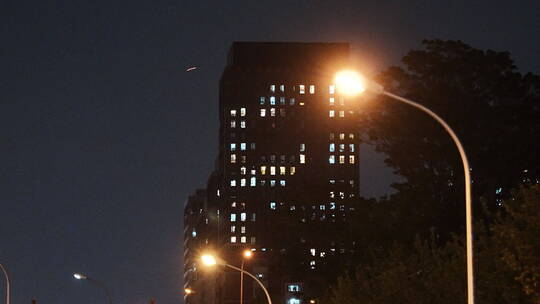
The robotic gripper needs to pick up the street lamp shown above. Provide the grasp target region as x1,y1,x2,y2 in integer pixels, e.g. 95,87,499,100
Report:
240,250,253,304
73,272,113,304
0,264,10,304
334,70,474,304
200,253,271,304
184,287,194,295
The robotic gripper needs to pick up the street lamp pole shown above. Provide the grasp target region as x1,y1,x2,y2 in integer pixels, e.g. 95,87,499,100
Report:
380,90,474,304
0,264,10,304
225,263,271,304
240,250,252,304
201,254,271,304
334,70,474,304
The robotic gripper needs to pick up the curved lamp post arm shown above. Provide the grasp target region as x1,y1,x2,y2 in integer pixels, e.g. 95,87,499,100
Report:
381,90,474,304
224,264,272,304
0,264,9,304
86,277,113,304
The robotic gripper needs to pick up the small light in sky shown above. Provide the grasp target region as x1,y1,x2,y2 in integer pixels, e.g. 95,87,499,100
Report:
186,66,198,72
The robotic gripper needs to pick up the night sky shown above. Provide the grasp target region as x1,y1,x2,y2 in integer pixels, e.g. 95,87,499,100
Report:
1,1,539,304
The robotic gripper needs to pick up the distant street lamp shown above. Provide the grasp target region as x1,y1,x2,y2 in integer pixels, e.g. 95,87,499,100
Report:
240,250,253,304
201,254,271,304
334,70,474,304
184,287,194,295
73,272,113,304
0,264,10,304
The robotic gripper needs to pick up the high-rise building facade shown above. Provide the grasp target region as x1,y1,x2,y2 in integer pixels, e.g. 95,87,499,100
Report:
184,42,361,304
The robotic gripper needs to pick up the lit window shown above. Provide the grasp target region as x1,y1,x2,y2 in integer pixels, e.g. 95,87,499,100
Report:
270,108,276,116
230,179,236,187
309,85,315,94
231,202,237,207
300,143,305,152
230,110,237,117
240,121,246,128
349,155,355,164
280,97,286,105
288,285,300,292
240,179,246,187
329,155,335,164
270,166,276,175
310,248,316,256
230,143,236,151
231,226,236,232
230,236,237,243
329,85,335,94
260,109,266,117
251,213,256,221
270,180,276,187
240,167,246,175
230,214,236,221
329,97,335,105
241,226,246,233
290,98,295,105
329,143,335,152
240,143,246,151
270,96,276,105
240,108,246,116
339,144,345,152
230,154,236,163
339,155,345,164
339,133,345,140
320,251,326,257
290,205,295,210
280,166,286,175
310,260,316,266
349,133,354,139
299,102,304,106
300,154,305,164
250,177,256,186
260,166,267,175
290,166,296,175
280,180,286,186
260,97,265,104
240,236,246,243
251,169,256,175
240,213,246,221
270,84,275,92
330,202,336,209
270,202,276,210
329,133,334,140
329,110,335,117
320,205,325,210
349,144,355,152
299,85,305,94
329,179,335,184
231,120,236,128
280,84,285,92
339,110,345,117
251,143,256,150
330,191,335,198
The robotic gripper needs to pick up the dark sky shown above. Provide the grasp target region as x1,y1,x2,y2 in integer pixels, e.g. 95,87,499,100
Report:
1,1,539,304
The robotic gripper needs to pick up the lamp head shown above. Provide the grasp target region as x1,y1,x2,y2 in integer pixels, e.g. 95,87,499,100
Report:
335,70,366,96
243,250,253,258
184,288,193,295
201,254,218,267
73,273,87,280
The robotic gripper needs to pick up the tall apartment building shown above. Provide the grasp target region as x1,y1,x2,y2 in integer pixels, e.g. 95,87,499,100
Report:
184,42,361,304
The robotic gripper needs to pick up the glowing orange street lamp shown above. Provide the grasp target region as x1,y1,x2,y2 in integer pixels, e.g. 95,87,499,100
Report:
240,250,253,304
334,70,474,304
201,253,271,304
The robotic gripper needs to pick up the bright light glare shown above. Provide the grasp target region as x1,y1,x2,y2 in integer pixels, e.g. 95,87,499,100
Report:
184,288,193,295
243,250,252,258
201,254,217,266
73,273,87,280
334,70,366,96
